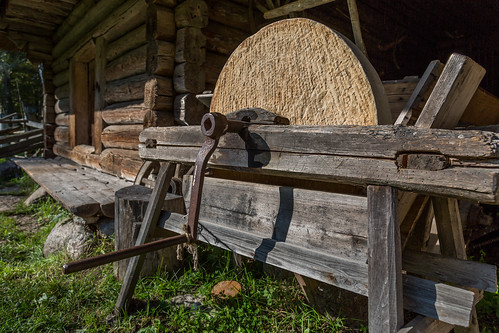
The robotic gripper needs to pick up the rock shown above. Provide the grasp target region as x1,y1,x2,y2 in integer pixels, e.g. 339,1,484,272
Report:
24,187,48,206
43,218,94,259
97,217,114,237
0,160,22,181
169,294,205,310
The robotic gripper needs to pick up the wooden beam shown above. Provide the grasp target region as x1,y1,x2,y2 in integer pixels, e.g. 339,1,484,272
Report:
264,0,336,19
368,186,403,332
94,37,107,154
398,316,454,333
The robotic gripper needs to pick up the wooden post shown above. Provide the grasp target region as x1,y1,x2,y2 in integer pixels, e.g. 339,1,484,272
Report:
94,37,106,154
367,185,403,332
115,163,176,313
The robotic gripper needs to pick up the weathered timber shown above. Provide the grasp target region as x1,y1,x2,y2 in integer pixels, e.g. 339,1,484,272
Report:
53,69,69,87
210,19,391,125
114,185,181,280
147,5,175,41
94,37,107,154
415,54,486,129
115,163,176,312
175,27,206,64
158,211,475,326
175,0,209,28
140,125,499,159
402,250,497,293
0,126,21,137
204,51,227,87
105,45,147,82
461,88,499,126
398,316,454,333
174,93,208,125
383,77,418,121
55,113,69,126
203,21,248,55
144,110,175,128
395,61,443,126
102,101,149,125
101,125,142,150
399,195,429,248
55,84,70,100
264,0,336,19
402,274,475,327
52,59,69,75
54,126,69,142
140,144,499,203
368,186,403,332
69,58,92,148
146,0,177,7
95,0,147,43
105,74,148,105
53,0,94,43
174,62,206,93
0,136,44,158
144,76,174,110
146,40,175,76
206,0,251,32
432,197,467,259
106,25,147,62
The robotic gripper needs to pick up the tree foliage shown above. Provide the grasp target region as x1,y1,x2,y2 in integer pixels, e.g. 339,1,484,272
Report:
0,51,43,120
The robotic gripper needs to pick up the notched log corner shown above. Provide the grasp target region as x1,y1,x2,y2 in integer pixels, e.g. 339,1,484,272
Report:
396,153,450,171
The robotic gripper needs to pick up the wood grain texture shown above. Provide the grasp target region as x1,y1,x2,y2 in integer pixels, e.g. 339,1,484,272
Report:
398,316,454,333
367,186,403,332
103,101,149,125
101,125,142,150
211,18,391,126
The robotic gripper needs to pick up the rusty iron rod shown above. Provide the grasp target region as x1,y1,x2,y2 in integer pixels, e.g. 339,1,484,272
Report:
62,234,188,274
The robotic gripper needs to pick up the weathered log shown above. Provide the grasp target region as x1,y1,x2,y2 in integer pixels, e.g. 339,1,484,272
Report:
53,69,69,87
54,0,94,43
54,126,69,142
96,0,147,43
146,0,177,7
461,88,499,126
175,0,209,29
106,24,147,62
147,4,175,41
94,37,107,154
211,18,391,125
146,40,175,76
205,51,227,86
52,58,69,74
143,110,175,128
55,84,70,100
102,101,149,125
55,113,69,126
102,125,143,150
105,74,148,105
105,45,147,82
175,27,206,64
206,0,252,32
174,93,208,125
173,62,206,94
203,21,249,55
144,76,174,111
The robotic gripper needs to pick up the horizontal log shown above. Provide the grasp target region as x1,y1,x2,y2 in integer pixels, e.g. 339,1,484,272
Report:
102,101,149,125
55,113,69,126
158,212,475,326
147,5,175,41
54,0,94,43
203,21,249,55
53,69,69,87
102,125,142,150
146,0,177,7
144,76,174,111
173,62,206,93
105,44,147,82
107,24,147,62
206,0,251,32
140,125,499,159
54,126,69,142
263,0,336,19
105,74,148,105
146,40,175,76
54,84,70,100
55,98,70,114
175,0,209,29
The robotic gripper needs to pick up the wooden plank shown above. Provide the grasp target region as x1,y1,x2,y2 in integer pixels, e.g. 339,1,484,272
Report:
94,37,106,154
403,250,497,293
0,135,44,158
367,186,403,332
395,60,444,126
140,145,499,203
415,54,485,129
140,125,499,160
402,275,475,327
461,88,499,126
398,316,454,333
432,197,466,259
174,0,209,29
263,0,337,19
0,129,43,145
115,163,176,312
0,126,21,136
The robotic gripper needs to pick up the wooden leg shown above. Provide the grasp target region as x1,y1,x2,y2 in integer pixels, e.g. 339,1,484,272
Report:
114,162,176,313
368,185,403,332
432,197,479,333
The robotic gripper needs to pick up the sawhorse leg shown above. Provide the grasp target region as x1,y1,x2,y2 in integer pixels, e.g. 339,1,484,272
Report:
114,162,176,313
368,185,404,332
